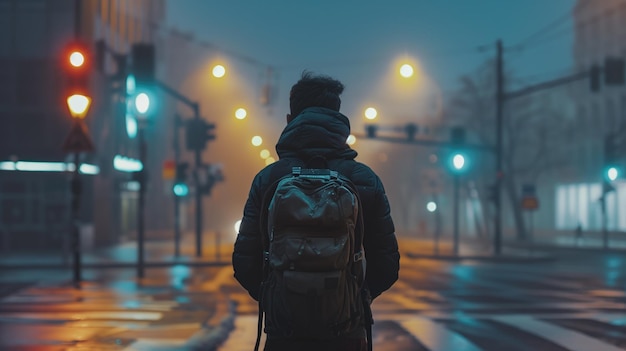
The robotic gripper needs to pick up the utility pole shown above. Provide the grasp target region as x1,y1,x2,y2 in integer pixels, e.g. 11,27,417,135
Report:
494,39,504,255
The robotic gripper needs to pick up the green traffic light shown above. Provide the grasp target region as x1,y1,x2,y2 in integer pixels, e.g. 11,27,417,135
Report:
173,183,189,197
450,152,468,173
606,166,619,181
453,154,465,170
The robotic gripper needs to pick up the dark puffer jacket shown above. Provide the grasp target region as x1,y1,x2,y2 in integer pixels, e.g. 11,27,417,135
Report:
233,107,399,301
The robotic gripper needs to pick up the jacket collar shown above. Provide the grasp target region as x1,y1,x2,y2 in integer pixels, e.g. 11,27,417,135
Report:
276,107,358,160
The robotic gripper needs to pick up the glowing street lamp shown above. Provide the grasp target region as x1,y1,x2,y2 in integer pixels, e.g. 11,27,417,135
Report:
235,108,247,120
212,64,226,78
364,107,378,120
399,63,414,78
251,135,263,147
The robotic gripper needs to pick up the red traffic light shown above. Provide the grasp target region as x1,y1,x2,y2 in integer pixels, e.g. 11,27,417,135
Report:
69,50,86,68
63,42,91,97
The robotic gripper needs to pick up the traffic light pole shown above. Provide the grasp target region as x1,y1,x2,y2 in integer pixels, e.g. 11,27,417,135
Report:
137,126,147,279
155,80,205,258
494,40,504,255
453,174,460,256
71,152,82,286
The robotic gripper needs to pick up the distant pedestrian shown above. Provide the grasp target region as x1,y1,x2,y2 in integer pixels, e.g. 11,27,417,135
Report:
575,223,583,246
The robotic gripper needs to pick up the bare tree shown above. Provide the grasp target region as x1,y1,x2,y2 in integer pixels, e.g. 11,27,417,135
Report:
449,59,576,240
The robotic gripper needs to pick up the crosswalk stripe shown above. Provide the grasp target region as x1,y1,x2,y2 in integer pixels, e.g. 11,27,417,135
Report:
398,317,482,351
591,313,626,326
491,315,626,351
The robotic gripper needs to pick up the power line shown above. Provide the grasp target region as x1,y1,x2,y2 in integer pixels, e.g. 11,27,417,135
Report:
512,7,573,51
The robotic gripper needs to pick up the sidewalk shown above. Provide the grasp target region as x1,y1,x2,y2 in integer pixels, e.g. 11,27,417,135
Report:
402,237,555,262
0,232,231,269
0,234,238,351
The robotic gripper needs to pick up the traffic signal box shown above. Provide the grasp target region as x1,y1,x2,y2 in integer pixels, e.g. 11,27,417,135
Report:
185,118,216,151
173,162,190,197
605,134,618,167
590,58,625,92
131,43,155,88
128,43,156,118
63,42,92,97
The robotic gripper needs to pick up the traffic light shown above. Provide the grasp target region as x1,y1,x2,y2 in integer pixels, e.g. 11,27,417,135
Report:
590,64,601,92
63,42,91,97
604,57,625,86
604,134,620,182
450,126,466,145
185,118,216,151
449,127,468,173
365,124,378,138
173,162,189,197
129,43,156,118
131,44,155,86
404,123,418,141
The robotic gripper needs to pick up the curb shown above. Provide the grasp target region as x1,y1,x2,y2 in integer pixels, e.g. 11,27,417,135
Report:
405,252,555,263
0,261,231,270
186,300,237,351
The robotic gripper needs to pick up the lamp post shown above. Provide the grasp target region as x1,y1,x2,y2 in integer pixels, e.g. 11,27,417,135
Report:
64,94,93,287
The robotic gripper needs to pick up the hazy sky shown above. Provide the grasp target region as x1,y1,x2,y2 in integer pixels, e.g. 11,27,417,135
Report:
163,0,578,234
165,0,577,96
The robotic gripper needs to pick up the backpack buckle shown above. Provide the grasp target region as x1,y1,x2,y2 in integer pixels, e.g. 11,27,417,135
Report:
353,251,363,262
292,167,301,176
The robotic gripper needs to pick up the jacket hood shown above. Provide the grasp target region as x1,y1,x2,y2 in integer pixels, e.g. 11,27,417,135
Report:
276,107,358,160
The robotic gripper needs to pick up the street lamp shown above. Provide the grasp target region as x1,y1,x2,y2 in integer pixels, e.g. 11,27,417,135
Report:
399,63,414,78
251,135,263,147
235,108,247,120
212,64,226,78
364,107,378,120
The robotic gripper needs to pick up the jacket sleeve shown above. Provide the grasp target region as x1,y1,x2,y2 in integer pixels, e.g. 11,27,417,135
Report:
232,174,264,301
361,174,400,300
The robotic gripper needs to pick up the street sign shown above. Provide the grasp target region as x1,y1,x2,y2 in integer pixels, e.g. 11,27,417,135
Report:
62,120,94,153
522,196,539,210
522,183,536,196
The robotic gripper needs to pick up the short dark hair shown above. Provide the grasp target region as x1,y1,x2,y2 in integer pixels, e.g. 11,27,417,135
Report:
289,71,344,117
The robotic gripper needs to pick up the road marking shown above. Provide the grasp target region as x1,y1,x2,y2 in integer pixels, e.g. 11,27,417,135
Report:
492,315,626,351
0,311,163,321
123,338,188,350
398,317,482,351
591,313,626,326
202,266,234,292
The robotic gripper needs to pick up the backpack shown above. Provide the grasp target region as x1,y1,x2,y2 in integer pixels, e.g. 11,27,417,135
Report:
255,165,371,349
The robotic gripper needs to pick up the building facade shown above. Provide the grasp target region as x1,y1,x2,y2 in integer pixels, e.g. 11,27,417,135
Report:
555,0,626,234
0,0,166,252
